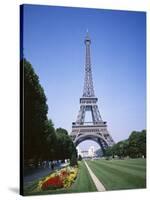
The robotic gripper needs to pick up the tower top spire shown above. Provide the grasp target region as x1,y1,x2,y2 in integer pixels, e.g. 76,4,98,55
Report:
85,29,91,44
83,32,94,97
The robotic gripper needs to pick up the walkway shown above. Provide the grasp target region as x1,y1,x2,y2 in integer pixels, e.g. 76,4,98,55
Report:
84,160,106,192
24,167,53,184
24,164,62,186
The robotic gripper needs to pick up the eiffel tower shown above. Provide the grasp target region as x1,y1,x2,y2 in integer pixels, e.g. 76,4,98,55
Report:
70,32,114,154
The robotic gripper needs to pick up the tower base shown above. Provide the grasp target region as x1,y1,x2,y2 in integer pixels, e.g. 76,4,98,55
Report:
71,122,114,154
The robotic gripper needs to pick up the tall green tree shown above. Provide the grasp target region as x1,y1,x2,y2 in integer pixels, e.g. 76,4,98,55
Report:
139,130,146,158
114,140,129,158
105,130,146,159
105,146,113,158
23,59,49,161
55,128,77,164
43,119,56,160
128,130,146,158
22,59,80,165
56,128,68,135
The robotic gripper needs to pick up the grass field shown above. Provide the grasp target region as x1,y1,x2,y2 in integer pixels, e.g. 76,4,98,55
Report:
24,161,97,195
24,158,146,195
87,158,146,190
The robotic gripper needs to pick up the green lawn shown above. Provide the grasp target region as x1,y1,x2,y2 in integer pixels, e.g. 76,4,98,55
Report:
87,158,146,190
66,160,97,193
24,161,97,195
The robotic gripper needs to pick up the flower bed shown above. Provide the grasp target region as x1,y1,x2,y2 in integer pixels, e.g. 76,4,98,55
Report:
41,175,63,190
37,166,78,191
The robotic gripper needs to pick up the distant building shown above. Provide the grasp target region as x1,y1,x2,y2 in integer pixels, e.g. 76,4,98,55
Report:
88,146,95,157
81,150,88,158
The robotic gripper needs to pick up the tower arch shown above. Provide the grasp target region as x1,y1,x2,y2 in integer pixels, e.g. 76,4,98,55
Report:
74,133,109,155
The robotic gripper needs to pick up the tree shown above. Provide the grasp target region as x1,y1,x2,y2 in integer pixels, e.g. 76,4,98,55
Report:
139,130,146,158
122,140,129,157
70,151,78,166
43,119,56,160
105,146,113,158
23,59,55,164
78,154,82,161
114,140,129,159
128,130,146,158
56,128,68,135
55,128,77,161
106,130,146,159
128,131,141,158
22,59,79,166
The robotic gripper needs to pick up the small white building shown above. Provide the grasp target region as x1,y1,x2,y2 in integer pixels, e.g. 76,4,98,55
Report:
88,146,95,157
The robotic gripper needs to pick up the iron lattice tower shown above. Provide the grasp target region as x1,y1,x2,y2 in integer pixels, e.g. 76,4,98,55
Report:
71,32,114,154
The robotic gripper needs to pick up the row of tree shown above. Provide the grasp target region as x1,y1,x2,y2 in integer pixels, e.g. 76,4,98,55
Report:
23,59,77,167
105,130,146,159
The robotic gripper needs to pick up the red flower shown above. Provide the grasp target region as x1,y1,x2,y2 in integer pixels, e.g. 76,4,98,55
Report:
42,175,63,190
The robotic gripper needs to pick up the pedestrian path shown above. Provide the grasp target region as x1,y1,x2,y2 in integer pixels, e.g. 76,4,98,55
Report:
84,160,106,192
24,164,61,184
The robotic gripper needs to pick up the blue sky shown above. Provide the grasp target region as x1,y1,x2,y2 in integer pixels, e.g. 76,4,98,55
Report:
22,4,146,150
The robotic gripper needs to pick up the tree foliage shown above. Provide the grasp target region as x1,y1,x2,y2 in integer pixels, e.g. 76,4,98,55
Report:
55,128,77,161
128,130,146,158
70,151,78,166
104,130,146,159
23,59,77,166
23,58,48,160
56,128,68,135
78,155,82,161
